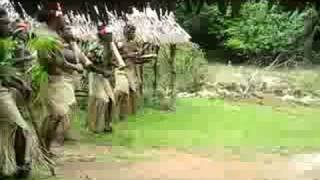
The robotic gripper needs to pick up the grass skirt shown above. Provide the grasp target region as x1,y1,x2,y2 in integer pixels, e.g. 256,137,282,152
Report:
126,66,139,93
0,122,17,176
0,89,51,177
114,69,130,120
47,75,76,116
114,69,129,96
88,73,115,132
41,74,78,145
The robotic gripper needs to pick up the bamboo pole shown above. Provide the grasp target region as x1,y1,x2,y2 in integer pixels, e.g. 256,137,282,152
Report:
168,44,177,110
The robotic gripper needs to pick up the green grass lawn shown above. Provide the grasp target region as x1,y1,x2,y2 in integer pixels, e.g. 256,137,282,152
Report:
78,98,320,152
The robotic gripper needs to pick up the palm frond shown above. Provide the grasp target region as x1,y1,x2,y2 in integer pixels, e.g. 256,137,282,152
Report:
31,63,48,104
27,35,63,55
26,34,62,104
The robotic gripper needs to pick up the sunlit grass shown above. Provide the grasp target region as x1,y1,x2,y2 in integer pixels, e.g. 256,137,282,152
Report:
77,98,320,151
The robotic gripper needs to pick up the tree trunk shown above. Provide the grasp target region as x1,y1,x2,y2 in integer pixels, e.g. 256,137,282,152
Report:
217,0,228,15
304,8,319,62
168,44,177,110
231,0,242,17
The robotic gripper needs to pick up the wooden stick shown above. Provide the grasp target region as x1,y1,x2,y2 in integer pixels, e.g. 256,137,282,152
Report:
140,54,157,59
111,42,126,68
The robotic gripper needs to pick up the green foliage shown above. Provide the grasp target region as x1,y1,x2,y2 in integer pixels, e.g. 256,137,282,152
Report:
0,38,16,66
28,34,63,67
176,1,315,64
27,34,62,103
206,5,227,40
224,1,307,56
79,40,104,63
143,44,208,107
0,38,20,80
27,35,63,53
30,64,48,103
174,44,208,92
176,3,226,41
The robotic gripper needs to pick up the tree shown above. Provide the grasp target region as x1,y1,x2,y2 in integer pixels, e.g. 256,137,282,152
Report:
177,0,243,17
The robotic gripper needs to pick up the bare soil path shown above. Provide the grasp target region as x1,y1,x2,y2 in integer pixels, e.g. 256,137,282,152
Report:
49,143,320,180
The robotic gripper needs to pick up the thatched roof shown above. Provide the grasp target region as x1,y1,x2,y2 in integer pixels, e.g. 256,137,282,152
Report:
8,0,320,21
9,0,177,20
1,0,190,45
1,0,20,20
66,6,191,45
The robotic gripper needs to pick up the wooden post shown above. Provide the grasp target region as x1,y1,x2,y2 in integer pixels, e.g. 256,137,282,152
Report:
168,44,177,110
153,46,160,102
139,65,144,91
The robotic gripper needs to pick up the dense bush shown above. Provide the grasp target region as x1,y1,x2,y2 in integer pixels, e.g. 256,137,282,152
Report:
174,44,208,92
176,1,312,64
224,1,307,57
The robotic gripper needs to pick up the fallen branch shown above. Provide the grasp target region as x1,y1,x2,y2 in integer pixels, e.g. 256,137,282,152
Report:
265,53,283,71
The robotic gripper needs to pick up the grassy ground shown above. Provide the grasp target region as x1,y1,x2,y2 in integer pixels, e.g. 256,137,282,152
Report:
25,97,320,180
78,98,320,152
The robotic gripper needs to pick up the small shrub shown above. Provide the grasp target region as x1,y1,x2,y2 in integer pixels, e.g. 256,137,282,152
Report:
175,44,208,92
143,43,208,107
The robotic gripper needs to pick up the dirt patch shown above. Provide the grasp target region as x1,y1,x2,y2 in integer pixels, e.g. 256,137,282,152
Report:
53,145,320,180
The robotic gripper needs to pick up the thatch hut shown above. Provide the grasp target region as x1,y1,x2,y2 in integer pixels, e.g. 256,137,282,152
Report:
2,0,192,109
66,6,191,109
